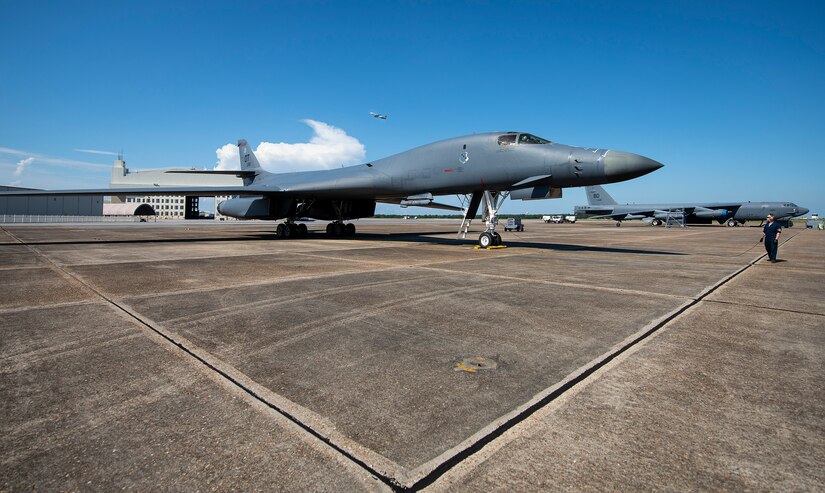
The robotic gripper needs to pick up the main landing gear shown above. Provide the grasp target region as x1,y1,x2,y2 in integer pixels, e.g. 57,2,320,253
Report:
325,222,356,237
275,222,308,239
275,221,357,238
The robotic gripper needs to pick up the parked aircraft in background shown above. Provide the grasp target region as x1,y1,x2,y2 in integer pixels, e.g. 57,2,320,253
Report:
0,132,663,246
576,185,808,227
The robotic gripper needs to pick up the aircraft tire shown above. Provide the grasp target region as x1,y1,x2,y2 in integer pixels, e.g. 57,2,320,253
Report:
345,223,356,236
616,222,622,227
727,218,737,227
276,223,287,238
493,232,502,246
326,223,335,236
298,223,308,238
479,232,493,248
333,223,345,237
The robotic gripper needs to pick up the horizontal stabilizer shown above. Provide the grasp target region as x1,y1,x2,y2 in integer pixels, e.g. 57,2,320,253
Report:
0,185,278,197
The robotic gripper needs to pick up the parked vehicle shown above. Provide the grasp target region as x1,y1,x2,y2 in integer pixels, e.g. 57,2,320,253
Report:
504,217,524,231
543,215,564,223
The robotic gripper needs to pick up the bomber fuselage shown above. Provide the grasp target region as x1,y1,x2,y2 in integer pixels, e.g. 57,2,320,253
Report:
251,132,662,199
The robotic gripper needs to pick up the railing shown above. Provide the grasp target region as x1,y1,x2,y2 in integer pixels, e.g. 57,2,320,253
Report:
0,215,145,224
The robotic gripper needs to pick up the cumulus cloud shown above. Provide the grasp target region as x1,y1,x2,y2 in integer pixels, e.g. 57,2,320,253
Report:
14,157,34,176
215,119,366,172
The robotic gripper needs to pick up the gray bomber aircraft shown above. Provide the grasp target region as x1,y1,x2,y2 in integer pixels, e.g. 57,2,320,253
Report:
1,132,663,246
577,185,809,227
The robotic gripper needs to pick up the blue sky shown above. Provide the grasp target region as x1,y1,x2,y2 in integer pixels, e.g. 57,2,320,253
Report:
1,1,823,215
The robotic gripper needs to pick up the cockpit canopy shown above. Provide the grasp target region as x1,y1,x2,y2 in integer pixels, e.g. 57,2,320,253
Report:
497,133,552,146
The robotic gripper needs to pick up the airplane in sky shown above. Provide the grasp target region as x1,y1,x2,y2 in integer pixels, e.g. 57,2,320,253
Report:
1,132,663,247
576,185,809,227
370,112,388,120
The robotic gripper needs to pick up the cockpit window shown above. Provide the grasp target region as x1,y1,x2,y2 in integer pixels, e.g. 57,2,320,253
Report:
518,133,551,144
497,133,517,146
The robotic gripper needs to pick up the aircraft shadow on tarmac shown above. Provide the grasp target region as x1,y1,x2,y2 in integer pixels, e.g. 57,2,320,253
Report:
346,231,687,256
4,230,685,256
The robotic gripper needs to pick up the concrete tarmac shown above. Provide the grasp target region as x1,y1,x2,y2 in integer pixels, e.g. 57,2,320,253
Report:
1,220,822,491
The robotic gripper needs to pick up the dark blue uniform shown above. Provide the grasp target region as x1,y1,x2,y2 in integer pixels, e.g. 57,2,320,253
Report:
763,221,781,261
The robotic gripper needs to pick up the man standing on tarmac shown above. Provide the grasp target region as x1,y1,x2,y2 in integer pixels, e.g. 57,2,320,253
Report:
762,214,781,263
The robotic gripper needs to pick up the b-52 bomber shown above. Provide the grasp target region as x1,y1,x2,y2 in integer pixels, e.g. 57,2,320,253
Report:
577,185,809,227
1,132,663,247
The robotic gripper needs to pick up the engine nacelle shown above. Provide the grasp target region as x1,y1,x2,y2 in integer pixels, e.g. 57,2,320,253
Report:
217,197,375,221
217,196,295,219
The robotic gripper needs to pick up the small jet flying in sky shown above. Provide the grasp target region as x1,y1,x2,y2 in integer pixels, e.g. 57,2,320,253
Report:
577,185,808,227
1,133,663,246
370,112,388,120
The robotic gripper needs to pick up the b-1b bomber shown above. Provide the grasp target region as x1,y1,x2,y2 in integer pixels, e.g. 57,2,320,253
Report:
0,132,664,247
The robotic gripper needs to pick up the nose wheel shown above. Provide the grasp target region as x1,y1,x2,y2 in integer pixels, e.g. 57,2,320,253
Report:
478,232,502,248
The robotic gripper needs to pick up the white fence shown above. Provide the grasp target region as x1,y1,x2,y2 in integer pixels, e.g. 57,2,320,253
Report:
0,215,146,224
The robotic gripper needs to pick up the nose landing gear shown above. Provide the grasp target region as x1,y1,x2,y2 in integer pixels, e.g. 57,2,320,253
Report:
465,190,508,248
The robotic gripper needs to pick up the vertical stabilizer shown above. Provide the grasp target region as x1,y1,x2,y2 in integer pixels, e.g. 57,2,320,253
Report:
237,139,263,173
585,185,617,206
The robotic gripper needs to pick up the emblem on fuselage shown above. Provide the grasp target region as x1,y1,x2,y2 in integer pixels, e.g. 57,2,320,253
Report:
459,151,469,164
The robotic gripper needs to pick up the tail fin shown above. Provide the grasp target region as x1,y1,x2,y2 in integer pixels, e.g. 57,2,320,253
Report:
585,185,617,206
237,139,263,173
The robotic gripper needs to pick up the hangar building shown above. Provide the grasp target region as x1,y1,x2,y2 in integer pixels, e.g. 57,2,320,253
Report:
0,185,103,216
110,159,240,219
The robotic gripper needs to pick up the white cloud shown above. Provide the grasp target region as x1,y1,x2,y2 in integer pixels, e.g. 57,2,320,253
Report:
215,119,366,172
0,147,110,170
74,148,119,156
14,157,34,176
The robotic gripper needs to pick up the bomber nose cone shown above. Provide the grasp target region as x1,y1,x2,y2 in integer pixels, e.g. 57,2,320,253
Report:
799,207,810,216
603,150,664,183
